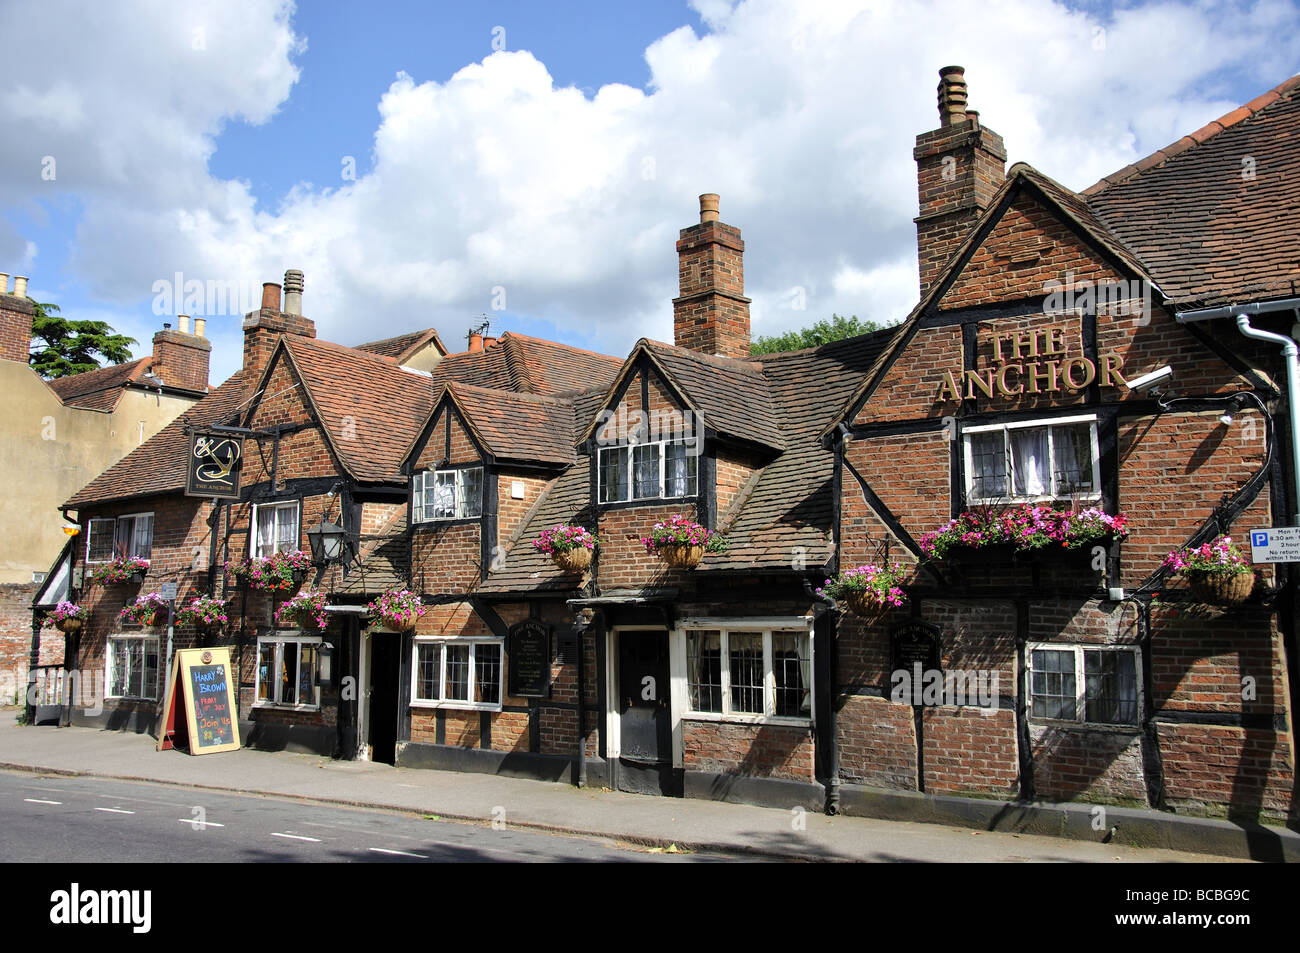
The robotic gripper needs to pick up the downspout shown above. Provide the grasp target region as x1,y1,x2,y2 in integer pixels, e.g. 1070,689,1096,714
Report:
1234,314,1300,525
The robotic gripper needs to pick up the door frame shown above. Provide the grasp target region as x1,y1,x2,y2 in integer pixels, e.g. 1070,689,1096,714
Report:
356,627,403,762
606,625,683,768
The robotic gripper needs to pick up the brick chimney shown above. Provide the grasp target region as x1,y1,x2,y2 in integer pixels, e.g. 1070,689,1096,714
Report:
149,313,212,392
914,66,1007,295
0,273,34,364
242,269,316,383
673,193,751,360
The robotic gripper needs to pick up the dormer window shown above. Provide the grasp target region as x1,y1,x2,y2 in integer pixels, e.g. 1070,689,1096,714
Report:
413,467,484,523
598,441,698,504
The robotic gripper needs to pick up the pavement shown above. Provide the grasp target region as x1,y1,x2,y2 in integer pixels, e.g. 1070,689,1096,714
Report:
0,715,1261,863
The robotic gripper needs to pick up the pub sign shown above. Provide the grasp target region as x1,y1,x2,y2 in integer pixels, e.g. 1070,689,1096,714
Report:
185,430,244,500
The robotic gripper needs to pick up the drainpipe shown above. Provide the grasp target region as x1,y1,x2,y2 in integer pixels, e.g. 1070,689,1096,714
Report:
1234,315,1300,525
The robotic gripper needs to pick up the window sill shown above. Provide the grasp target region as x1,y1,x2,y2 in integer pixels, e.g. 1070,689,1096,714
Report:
596,496,700,511
105,695,158,702
965,493,1102,506
1029,718,1140,734
252,701,321,713
681,711,812,728
410,700,502,713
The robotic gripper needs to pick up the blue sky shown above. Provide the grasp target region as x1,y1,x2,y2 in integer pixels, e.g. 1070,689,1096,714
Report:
2,0,1297,385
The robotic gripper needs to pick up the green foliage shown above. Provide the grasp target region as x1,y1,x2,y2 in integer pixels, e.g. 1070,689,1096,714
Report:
750,313,883,356
27,300,137,379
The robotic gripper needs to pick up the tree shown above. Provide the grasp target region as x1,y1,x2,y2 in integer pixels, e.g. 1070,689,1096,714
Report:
750,313,884,356
27,301,137,379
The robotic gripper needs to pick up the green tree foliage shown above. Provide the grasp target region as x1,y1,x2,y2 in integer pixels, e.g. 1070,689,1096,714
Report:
750,313,883,356
27,301,137,379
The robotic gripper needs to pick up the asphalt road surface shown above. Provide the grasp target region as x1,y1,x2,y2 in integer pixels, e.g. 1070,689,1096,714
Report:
0,771,753,863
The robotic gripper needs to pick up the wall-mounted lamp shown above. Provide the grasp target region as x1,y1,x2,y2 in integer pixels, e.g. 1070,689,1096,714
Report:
1219,394,1247,427
306,519,346,567
315,640,334,688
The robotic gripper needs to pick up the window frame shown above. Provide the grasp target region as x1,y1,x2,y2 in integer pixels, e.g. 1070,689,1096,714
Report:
411,466,485,524
250,500,301,559
962,414,1102,504
679,622,814,726
85,512,155,564
253,633,322,710
409,637,504,712
1026,643,1142,730
105,633,161,700
597,439,699,505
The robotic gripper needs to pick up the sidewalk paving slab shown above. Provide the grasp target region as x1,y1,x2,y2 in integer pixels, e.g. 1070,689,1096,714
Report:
0,719,1266,863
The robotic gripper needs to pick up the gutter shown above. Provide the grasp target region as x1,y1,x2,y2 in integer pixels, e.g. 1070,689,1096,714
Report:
1176,298,1300,525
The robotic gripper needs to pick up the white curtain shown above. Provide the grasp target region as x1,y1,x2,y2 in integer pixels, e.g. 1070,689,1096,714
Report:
1012,429,1050,497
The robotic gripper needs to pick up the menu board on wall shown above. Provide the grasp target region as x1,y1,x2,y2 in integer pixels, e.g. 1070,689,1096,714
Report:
157,648,242,755
507,619,552,698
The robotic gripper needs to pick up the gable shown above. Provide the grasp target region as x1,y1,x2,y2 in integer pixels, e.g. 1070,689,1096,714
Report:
595,360,694,449
412,399,484,472
938,190,1132,313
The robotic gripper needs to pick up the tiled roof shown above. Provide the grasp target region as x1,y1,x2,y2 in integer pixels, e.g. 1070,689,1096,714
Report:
431,332,622,397
46,358,151,411
641,341,786,451
1083,75,1300,307
703,328,901,572
65,371,248,508
478,462,594,594
278,337,435,483
441,383,575,467
582,340,786,452
354,328,447,362
335,512,409,596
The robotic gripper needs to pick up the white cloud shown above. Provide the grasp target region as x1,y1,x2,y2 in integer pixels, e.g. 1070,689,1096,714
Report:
2,0,1297,385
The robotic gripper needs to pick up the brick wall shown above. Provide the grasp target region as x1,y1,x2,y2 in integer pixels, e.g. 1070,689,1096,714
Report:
150,329,211,393
682,719,815,781
0,582,60,704
673,218,750,360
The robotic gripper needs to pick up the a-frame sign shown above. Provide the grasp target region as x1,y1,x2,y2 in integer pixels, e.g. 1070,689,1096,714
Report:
157,647,241,755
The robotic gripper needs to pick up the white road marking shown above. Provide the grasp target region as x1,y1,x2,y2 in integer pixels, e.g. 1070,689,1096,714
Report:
24,798,61,805
94,807,135,814
177,819,225,827
271,832,321,843
368,847,428,859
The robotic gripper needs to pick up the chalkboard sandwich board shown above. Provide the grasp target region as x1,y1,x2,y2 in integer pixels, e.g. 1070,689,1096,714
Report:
157,647,242,755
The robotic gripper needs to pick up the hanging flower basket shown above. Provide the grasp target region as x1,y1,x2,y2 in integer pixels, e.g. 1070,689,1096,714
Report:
91,556,150,586
1187,570,1254,605
44,601,87,633
642,516,726,569
176,595,229,633
817,565,908,618
366,589,425,632
533,525,598,573
230,550,313,592
275,588,329,631
119,592,169,627
1164,536,1255,606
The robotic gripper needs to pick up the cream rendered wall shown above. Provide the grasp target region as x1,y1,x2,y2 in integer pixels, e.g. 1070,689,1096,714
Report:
0,360,199,583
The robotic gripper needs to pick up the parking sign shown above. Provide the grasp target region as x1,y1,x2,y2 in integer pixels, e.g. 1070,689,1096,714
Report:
1250,527,1300,563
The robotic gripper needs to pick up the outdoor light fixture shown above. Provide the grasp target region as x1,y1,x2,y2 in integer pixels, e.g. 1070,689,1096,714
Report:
1219,394,1246,427
306,519,347,567
315,640,334,688
61,521,80,537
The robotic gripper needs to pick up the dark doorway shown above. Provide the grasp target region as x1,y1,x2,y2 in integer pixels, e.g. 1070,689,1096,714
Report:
368,635,400,765
616,629,679,796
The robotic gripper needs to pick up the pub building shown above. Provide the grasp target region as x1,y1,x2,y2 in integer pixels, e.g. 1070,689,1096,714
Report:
41,67,1298,825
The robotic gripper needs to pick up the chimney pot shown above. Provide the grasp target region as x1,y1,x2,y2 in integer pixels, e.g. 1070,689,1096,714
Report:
195,317,206,338
468,332,484,352
262,282,282,312
699,193,720,223
937,65,968,127
283,268,304,316
0,274,8,295
483,336,497,348
12,276,27,298
179,314,190,334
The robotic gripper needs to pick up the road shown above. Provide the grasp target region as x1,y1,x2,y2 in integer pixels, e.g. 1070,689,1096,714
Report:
0,771,749,863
